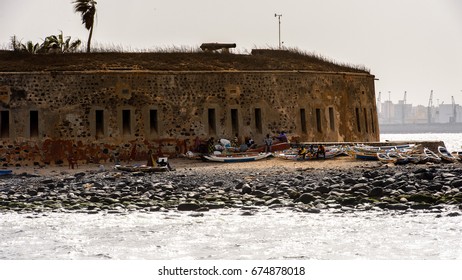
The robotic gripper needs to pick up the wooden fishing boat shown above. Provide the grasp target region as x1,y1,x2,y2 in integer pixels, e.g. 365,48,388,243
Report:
377,152,397,164
438,146,457,163
423,148,442,163
114,165,169,172
346,146,378,160
387,152,410,165
203,152,272,163
246,142,291,153
451,151,462,162
405,154,424,164
275,146,344,161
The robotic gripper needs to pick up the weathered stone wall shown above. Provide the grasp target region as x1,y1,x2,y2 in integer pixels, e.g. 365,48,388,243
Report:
0,70,378,167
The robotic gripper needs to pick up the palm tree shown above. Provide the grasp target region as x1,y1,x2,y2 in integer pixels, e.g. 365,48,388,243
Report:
73,0,97,53
43,31,81,53
20,41,41,54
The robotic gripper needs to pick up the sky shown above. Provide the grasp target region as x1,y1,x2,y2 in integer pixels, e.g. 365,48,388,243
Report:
1,0,461,106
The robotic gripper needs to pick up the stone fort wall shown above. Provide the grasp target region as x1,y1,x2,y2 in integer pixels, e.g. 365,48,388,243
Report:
0,70,378,167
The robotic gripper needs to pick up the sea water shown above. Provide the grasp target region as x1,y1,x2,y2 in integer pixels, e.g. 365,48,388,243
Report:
381,133,462,152
1,133,462,260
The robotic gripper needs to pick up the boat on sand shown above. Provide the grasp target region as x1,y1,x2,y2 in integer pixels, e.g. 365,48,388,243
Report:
437,146,457,163
203,152,272,163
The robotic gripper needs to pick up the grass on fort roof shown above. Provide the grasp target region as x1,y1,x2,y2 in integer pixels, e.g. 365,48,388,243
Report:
0,43,370,73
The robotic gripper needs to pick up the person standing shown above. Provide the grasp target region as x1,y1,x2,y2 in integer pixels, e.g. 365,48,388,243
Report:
264,134,273,153
207,137,215,154
146,149,154,166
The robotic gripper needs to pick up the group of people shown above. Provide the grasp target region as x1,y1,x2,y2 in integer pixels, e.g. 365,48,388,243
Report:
297,144,326,160
206,131,289,154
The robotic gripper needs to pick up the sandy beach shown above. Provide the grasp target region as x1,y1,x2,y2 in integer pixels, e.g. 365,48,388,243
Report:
14,156,380,178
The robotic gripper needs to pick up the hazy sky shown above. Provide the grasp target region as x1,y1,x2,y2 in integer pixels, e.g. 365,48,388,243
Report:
1,0,461,106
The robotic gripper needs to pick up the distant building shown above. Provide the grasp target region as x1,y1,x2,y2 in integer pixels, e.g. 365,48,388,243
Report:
378,100,462,125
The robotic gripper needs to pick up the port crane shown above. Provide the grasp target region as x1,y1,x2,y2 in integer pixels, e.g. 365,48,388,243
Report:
428,90,433,123
451,96,456,123
402,91,406,124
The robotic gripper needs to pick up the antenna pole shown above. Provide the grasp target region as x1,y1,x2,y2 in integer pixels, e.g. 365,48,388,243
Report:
274,13,282,49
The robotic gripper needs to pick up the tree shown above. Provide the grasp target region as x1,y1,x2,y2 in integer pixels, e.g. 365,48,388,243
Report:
73,0,97,53
43,31,81,53
21,41,42,54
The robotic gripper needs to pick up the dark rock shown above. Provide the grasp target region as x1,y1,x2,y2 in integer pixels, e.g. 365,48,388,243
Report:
177,203,201,211
369,187,383,197
410,203,432,210
351,183,370,192
426,183,443,192
315,185,331,194
447,212,460,217
251,190,267,198
27,190,38,196
265,198,281,206
297,193,316,204
363,170,379,179
451,179,462,188
241,184,252,195
241,211,255,216
387,203,409,210
403,185,417,192
213,181,224,187
415,172,435,180
207,203,226,209
408,193,438,204
343,178,358,185
302,208,321,213
374,202,389,209
235,182,244,189
372,180,386,187
189,212,204,217
340,197,359,206
286,189,301,199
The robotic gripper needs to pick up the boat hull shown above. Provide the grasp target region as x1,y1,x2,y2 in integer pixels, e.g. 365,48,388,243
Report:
203,153,272,163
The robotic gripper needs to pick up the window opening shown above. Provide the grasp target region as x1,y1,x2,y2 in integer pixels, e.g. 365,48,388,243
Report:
231,109,239,135
96,110,104,138
150,109,158,134
356,108,361,132
329,107,335,131
122,109,131,135
255,108,262,134
316,108,322,133
370,108,375,133
300,109,307,133
208,108,216,134
30,110,39,138
364,108,369,133
0,111,9,138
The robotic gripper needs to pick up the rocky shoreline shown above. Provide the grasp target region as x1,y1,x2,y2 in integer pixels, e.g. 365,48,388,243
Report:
1,160,462,216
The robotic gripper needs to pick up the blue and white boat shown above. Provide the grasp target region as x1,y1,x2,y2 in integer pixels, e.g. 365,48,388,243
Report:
0,169,12,176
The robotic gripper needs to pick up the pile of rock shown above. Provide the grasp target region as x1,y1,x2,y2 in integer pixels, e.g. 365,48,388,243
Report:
1,164,462,215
